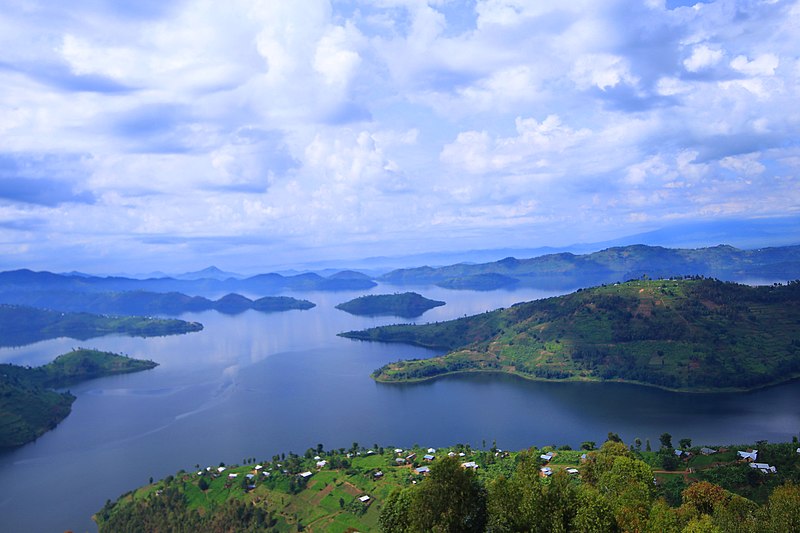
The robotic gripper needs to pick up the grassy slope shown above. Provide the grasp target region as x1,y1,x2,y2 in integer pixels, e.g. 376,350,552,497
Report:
343,278,800,392
0,349,158,448
96,439,800,532
335,292,445,318
0,304,203,347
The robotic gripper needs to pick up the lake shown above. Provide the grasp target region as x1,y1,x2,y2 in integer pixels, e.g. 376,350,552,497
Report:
1,284,799,532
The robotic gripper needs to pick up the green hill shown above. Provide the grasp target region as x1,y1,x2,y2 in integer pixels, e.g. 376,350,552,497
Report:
340,278,800,391
335,292,445,318
95,437,800,533
0,349,158,448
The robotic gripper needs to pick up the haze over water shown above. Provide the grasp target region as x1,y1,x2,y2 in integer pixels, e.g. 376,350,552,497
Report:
1,284,798,532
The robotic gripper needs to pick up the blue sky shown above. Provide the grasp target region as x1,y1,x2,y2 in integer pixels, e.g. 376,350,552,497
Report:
1,0,799,274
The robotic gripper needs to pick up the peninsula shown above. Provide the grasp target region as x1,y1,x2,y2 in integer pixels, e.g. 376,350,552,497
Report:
0,348,158,448
335,292,445,318
0,304,203,347
341,278,800,392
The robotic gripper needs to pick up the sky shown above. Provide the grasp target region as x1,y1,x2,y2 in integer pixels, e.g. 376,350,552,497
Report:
1,0,799,274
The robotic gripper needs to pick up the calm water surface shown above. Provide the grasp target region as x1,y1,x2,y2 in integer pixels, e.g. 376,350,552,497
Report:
1,284,799,532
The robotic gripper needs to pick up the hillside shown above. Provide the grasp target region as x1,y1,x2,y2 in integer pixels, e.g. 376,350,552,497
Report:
0,305,203,347
341,278,800,391
335,292,445,318
380,244,800,289
0,349,158,448
95,437,800,532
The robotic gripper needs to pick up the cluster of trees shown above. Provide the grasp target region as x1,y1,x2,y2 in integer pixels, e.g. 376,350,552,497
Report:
380,441,800,533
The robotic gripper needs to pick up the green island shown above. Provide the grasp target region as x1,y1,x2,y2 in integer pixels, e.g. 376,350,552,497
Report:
338,278,800,392
0,289,315,316
95,434,800,532
0,304,203,347
0,348,158,448
335,292,445,318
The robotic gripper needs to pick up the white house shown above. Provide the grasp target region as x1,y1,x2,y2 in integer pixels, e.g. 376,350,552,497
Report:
299,471,313,479
737,450,758,461
461,461,478,469
359,495,371,503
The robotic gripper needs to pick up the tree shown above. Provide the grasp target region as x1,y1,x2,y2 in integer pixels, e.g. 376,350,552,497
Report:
646,439,651,452
413,456,487,533
198,477,209,491
679,438,692,450
379,488,414,532
582,441,597,451
765,482,800,533
659,433,673,450
607,432,622,443
634,438,642,452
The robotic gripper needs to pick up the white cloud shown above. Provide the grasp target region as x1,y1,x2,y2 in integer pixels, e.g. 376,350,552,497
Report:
730,53,779,77
683,44,724,72
571,54,638,91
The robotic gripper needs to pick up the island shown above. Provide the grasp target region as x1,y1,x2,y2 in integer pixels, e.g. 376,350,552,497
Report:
340,278,800,392
0,290,315,317
335,292,445,318
95,435,800,532
0,304,203,347
0,348,158,448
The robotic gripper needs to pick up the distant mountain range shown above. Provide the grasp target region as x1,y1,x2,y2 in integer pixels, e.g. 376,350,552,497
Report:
379,244,800,290
0,268,376,296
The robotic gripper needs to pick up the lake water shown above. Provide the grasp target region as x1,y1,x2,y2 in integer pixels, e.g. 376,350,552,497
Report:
1,284,799,532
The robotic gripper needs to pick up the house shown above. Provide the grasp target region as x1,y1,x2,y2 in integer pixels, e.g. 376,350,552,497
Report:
448,452,457,457
750,462,777,474
316,460,327,468
461,461,478,469
540,467,552,477
580,454,588,461
228,473,238,479
700,447,717,455
396,458,406,465
254,465,263,470
458,452,466,457
423,454,435,461
217,466,227,473
566,468,579,475
540,452,554,462
373,471,384,479
246,474,255,479
313,455,321,461
674,449,684,457
262,471,271,477
299,471,313,479
427,448,436,454
737,450,758,462
394,448,404,454
416,466,430,475
359,495,371,503
796,447,800,454
406,453,417,461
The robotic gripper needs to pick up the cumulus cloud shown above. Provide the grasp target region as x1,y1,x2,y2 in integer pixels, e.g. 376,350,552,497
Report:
1,0,800,272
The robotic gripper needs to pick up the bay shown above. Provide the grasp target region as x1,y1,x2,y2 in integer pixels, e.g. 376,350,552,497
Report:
0,284,798,532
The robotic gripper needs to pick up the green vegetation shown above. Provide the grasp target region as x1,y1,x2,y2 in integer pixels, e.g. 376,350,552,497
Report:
380,244,800,289
96,436,800,532
0,304,203,347
0,348,158,448
342,278,800,392
335,292,445,318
